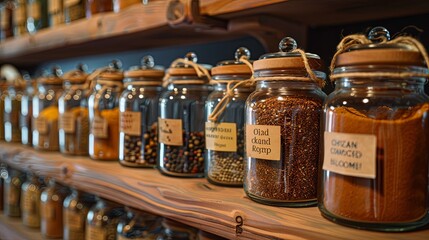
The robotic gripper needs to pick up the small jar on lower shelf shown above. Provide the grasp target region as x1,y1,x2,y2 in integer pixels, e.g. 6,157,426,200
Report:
86,197,126,240
40,178,70,239
3,168,25,217
63,189,97,240
117,207,162,239
21,172,44,228
156,218,198,240
0,163,8,211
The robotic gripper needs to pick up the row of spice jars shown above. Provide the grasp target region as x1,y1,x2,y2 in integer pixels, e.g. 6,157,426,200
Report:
0,166,226,239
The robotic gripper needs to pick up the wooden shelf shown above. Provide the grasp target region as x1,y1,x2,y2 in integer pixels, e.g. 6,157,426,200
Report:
0,143,428,239
0,213,43,240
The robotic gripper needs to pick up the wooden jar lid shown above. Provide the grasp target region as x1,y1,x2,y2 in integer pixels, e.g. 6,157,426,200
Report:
336,48,424,67
98,71,124,81
124,69,165,78
254,57,323,71
211,64,252,75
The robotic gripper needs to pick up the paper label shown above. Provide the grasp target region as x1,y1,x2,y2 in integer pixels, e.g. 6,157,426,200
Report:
60,112,76,133
245,124,281,161
323,131,377,179
205,122,237,152
158,118,183,146
65,210,84,230
86,225,106,240
35,117,48,134
120,111,141,136
92,115,108,138
27,2,41,19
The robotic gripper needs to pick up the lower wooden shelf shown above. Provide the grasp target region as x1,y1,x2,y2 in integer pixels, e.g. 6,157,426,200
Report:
0,213,43,240
0,143,428,239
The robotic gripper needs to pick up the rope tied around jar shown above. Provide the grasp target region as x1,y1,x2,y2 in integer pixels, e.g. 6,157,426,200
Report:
162,54,212,87
329,27,429,80
63,68,89,91
208,55,254,122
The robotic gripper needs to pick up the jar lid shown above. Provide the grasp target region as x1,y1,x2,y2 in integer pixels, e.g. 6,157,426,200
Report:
95,60,124,81
167,52,211,76
124,55,165,78
63,64,88,84
211,47,253,76
254,37,323,71
335,27,425,67
38,66,63,85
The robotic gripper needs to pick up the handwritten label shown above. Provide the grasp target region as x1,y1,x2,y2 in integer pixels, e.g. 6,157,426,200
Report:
158,118,183,146
60,112,76,133
65,210,83,230
86,226,106,240
34,117,48,134
91,116,108,138
205,122,237,152
323,131,376,179
246,125,281,161
120,111,141,136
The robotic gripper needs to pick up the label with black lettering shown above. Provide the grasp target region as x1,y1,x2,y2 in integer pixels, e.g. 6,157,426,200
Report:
205,122,237,152
60,112,76,133
120,111,141,136
34,117,48,134
323,131,376,179
86,226,106,240
91,115,108,138
158,118,183,146
245,124,281,161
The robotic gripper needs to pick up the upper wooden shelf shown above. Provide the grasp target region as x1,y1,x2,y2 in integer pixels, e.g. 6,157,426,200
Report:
1,0,429,67
1,143,428,239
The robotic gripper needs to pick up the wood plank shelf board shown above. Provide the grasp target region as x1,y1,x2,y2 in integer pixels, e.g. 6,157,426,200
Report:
0,143,428,240
0,213,43,240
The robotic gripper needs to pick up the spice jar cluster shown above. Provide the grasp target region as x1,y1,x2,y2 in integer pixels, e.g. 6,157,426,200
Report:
0,26,428,234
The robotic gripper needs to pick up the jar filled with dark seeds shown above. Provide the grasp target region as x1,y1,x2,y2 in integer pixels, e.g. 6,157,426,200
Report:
59,64,90,156
205,47,254,187
158,52,211,177
119,56,164,167
244,37,326,207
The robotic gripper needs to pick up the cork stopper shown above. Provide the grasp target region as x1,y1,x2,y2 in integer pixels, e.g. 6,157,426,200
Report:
254,37,323,71
63,64,88,84
168,52,211,76
38,66,64,85
336,26,425,67
97,59,124,81
211,47,253,76
124,55,165,78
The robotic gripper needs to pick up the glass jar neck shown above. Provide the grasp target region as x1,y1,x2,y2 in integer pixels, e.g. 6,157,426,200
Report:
256,80,321,90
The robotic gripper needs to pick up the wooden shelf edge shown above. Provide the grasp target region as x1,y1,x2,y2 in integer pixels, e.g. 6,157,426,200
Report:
1,143,428,240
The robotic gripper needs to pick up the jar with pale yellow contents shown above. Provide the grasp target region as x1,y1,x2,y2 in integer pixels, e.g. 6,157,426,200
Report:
32,67,64,151
88,60,124,160
59,65,90,155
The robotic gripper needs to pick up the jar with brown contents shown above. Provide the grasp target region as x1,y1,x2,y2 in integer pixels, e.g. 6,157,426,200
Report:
4,76,26,142
21,172,44,228
32,67,64,151
88,60,124,160
244,37,326,206
319,27,429,231
59,64,90,156
86,197,125,240
3,168,25,217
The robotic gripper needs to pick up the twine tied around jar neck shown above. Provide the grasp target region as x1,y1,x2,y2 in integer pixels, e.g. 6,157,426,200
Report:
208,55,254,122
63,69,89,91
329,29,429,80
162,57,212,87
88,66,123,113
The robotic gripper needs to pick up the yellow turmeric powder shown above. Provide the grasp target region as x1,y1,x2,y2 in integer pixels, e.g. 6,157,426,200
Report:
90,108,120,160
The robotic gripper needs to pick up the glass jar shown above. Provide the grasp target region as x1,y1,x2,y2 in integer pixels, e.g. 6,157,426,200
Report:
4,78,26,142
0,163,6,211
85,0,112,18
205,47,254,187
59,65,90,155
156,218,198,240
0,0,14,40
319,27,429,231
119,56,164,168
48,0,63,26
197,230,227,240
40,178,70,239
20,73,36,145
32,67,64,151
26,0,48,34
63,189,97,240
117,207,162,239
244,37,326,207
88,60,124,160
13,0,27,37
64,0,85,23
21,172,43,227
3,168,25,217
0,80,7,141
158,52,211,177
86,197,125,240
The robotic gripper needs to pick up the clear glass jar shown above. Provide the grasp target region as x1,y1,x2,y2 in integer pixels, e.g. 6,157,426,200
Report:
59,65,90,155
0,80,7,141
156,218,198,240
12,0,27,37
205,47,254,187
119,56,164,168
244,37,326,207
0,0,14,40
319,27,429,231
48,0,63,27
21,172,43,227
88,60,124,160
64,0,85,23
26,0,48,34
158,52,211,177
63,189,97,240
20,74,36,145
4,78,26,142
86,197,125,240
32,67,64,151
40,178,70,239
0,162,6,211
117,207,162,239
3,168,25,217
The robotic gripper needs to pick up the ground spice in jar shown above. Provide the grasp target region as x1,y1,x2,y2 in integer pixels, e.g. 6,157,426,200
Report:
34,105,60,150
323,103,429,222
62,106,89,154
247,96,323,201
92,108,120,159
